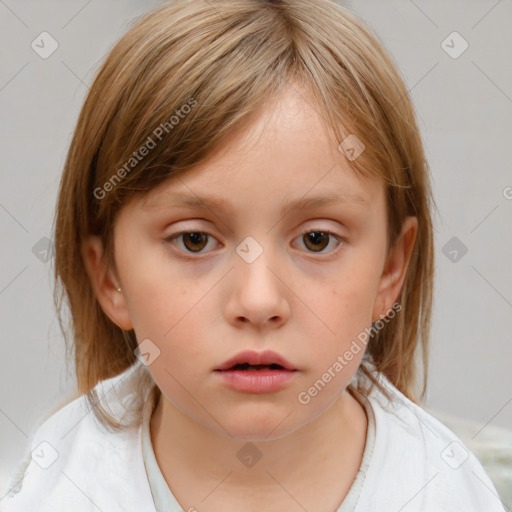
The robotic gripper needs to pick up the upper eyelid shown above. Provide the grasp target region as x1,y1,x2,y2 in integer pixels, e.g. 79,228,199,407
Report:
165,226,345,240
164,218,346,235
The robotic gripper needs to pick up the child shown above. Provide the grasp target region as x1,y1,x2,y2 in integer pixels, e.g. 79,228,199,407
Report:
2,0,506,510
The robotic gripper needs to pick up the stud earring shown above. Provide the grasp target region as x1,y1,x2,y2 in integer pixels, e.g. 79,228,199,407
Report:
117,287,122,292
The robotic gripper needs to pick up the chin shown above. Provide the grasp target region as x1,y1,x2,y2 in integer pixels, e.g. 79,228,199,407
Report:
212,408,307,442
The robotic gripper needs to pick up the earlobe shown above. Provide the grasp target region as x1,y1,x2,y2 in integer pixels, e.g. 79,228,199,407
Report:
81,235,133,331
372,216,418,321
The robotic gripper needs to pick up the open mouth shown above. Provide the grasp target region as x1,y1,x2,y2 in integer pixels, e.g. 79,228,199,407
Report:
214,350,297,373
224,363,287,371
214,356,298,392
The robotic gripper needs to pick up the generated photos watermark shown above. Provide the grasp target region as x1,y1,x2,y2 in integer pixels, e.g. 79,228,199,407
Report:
93,98,197,200
297,301,402,405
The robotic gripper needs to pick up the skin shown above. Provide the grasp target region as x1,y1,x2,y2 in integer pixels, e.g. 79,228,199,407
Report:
83,84,417,511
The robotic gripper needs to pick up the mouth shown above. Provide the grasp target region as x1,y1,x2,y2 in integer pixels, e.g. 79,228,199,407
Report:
213,356,298,393
219,363,289,372
214,350,298,372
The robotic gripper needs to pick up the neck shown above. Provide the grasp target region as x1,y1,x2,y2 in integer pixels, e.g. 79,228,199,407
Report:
150,388,368,509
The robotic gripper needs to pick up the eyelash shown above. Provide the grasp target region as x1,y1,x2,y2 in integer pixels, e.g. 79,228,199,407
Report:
164,228,345,257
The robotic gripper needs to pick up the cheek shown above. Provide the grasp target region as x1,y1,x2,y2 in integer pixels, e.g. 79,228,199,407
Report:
316,265,380,339
299,253,383,385
116,237,190,328
127,281,204,346
123,264,216,370
115,232,222,371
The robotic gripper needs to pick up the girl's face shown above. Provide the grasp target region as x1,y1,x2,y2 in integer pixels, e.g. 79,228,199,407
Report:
87,85,416,440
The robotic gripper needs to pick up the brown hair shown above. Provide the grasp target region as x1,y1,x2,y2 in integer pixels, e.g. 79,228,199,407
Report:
53,0,436,431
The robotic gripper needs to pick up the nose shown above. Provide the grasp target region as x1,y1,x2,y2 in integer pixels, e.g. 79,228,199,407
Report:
224,247,291,329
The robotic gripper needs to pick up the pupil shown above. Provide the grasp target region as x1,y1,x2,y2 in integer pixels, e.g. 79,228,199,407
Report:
184,232,207,252
304,231,328,252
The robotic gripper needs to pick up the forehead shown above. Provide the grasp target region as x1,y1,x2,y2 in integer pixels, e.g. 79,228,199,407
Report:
139,85,383,214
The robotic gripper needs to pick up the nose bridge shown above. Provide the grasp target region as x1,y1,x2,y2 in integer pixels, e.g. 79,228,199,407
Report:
236,234,280,293
227,234,290,325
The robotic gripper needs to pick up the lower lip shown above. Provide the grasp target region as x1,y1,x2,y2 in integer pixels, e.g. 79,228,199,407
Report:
214,369,298,393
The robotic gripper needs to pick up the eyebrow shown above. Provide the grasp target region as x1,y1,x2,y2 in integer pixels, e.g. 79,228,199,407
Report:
143,191,369,217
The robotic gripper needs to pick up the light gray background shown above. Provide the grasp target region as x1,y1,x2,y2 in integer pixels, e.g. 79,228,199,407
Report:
1,0,511,496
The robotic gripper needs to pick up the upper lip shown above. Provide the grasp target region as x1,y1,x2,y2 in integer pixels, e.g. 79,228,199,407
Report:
215,350,298,371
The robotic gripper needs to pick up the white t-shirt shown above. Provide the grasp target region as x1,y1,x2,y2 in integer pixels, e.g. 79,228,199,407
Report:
2,363,506,511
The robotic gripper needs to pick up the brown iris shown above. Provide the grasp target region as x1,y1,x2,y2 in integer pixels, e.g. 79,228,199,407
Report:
182,232,208,252
303,231,330,252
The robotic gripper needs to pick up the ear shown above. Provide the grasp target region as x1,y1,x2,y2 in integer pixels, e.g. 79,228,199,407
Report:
372,216,418,321
81,235,134,331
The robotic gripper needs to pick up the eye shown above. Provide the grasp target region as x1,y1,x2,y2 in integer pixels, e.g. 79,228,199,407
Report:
164,229,344,256
165,231,219,254
294,229,344,254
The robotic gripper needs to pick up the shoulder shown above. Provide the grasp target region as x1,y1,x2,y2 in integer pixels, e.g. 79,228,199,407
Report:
2,363,155,512
356,374,506,512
